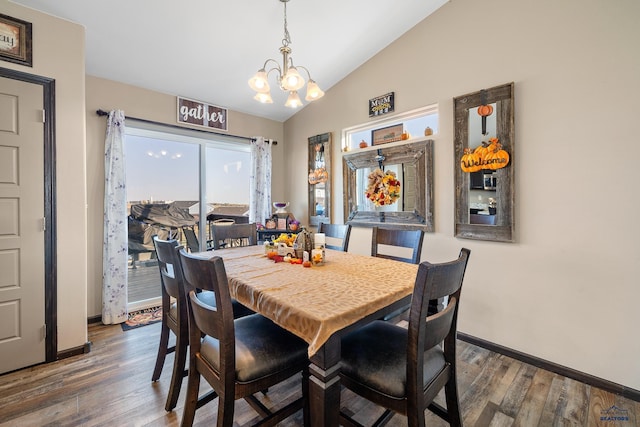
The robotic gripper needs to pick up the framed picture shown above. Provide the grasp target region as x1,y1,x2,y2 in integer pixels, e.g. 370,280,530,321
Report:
0,14,32,67
372,124,403,146
369,92,394,117
265,217,277,229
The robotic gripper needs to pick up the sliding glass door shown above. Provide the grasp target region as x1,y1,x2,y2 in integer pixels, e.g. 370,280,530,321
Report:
124,124,250,309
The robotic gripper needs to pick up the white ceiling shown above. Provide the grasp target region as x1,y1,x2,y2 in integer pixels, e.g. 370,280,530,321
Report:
11,0,448,122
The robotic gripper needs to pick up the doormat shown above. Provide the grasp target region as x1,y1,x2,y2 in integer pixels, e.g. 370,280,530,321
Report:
121,306,162,331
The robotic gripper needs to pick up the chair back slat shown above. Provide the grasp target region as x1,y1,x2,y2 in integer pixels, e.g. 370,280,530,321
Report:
426,256,470,301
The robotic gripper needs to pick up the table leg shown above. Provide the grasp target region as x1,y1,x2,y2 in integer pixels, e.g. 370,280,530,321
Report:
307,335,341,427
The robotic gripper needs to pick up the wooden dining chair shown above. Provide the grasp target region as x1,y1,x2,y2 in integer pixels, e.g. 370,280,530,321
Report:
151,236,190,411
150,236,253,412
371,226,425,320
318,223,352,252
371,226,424,264
209,222,258,250
339,248,471,427
177,248,310,427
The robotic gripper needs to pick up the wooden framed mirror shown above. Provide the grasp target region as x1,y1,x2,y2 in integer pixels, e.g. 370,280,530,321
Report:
343,139,434,231
454,82,514,242
308,132,331,227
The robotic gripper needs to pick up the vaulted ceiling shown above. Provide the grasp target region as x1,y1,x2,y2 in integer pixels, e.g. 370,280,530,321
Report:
12,0,448,121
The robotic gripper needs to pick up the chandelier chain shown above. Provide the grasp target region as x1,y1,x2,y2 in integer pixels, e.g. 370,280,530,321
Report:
282,1,291,48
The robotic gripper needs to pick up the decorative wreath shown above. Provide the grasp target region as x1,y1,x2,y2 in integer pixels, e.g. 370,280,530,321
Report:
365,168,401,206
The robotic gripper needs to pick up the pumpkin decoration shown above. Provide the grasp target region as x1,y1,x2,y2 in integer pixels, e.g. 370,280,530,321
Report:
462,137,509,172
309,143,328,184
460,148,480,172
485,137,499,155
315,167,329,183
477,104,493,117
477,103,494,135
473,139,495,166
485,142,510,170
473,141,489,160
308,169,319,185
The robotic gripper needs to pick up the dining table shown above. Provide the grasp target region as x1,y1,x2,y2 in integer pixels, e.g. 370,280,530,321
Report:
198,244,419,426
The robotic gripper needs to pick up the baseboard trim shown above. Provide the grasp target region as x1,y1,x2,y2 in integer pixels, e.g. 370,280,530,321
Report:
88,315,102,324
457,332,640,402
57,341,92,360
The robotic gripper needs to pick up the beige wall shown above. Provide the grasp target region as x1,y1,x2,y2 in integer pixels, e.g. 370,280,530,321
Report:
2,1,87,351
284,0,640,390
85,76,285,317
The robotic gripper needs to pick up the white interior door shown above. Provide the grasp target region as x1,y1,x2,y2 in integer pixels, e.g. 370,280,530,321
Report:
0,76,46,374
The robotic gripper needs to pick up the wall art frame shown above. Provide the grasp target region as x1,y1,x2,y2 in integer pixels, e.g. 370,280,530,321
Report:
372,123,403,146
0,14,32,67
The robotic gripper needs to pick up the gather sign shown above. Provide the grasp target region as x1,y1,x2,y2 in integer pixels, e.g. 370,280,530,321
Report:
177,96,227,131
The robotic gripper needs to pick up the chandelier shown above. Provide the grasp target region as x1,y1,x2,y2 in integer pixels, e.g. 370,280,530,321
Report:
248,0,325,108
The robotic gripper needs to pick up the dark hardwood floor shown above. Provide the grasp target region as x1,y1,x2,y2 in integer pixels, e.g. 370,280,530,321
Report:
0,321,637,426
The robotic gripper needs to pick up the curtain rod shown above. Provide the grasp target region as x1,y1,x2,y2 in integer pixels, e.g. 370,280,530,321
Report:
95,109,277,145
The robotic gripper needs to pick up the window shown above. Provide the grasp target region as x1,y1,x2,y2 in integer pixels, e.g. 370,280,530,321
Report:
124,123,250,308
342,105,438,151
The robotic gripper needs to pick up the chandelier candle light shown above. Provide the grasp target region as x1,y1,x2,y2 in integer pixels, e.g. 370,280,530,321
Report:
248,0,325,108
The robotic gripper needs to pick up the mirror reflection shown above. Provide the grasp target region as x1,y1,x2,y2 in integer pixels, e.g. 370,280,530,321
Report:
343,139,434,231
308,132,331,227
468,103,498,225
454,82,515,242
354,163,417,213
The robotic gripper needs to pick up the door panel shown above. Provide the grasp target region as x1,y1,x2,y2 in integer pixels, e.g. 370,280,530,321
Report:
0,76,45,374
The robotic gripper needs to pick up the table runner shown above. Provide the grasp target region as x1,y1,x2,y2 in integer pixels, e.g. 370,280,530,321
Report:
213,245,418,356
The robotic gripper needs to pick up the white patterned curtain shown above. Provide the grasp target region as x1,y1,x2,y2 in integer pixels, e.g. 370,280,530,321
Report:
249,137,272,226
102,110,128,324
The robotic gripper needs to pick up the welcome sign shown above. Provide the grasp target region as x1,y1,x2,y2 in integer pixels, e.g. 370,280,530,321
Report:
177,96,227,131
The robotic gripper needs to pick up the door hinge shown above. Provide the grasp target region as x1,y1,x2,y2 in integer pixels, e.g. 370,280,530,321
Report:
41,217,46,231
43,324,47,339
41,109,46,123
